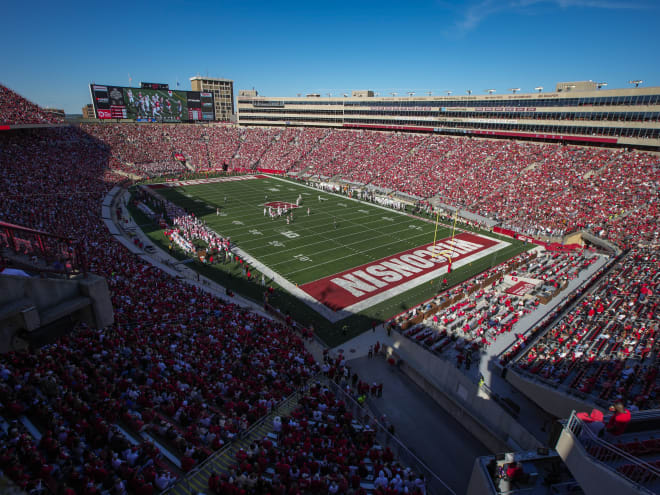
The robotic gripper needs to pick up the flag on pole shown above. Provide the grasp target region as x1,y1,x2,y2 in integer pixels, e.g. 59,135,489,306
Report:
128,73,132,85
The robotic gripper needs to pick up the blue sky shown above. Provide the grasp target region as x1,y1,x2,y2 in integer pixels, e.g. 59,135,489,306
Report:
2,0,658,113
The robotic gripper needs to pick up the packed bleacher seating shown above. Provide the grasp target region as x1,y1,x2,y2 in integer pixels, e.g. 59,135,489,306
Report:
396,249,600,358
258,127,328,172
0,124,320,492
0,85,64,125
78,122,659,249
231,127,281,169
513,247,659,409
211,372,427,494
204,125,241,171
1,78,660,491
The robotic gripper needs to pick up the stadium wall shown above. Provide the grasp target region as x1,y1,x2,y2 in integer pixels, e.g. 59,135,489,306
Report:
384,336,542,452
505,369,605,419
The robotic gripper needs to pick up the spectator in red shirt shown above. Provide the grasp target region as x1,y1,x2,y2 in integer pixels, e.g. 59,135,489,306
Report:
606,400,631,436
506,462,524,481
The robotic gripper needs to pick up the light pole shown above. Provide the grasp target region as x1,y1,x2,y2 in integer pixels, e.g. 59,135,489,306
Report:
534,86,543,93
628,80,643,88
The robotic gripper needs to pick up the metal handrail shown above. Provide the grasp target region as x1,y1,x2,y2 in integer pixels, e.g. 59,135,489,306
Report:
565,410,660,491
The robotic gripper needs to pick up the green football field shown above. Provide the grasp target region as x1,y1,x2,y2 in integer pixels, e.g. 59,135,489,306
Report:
138,175,530,345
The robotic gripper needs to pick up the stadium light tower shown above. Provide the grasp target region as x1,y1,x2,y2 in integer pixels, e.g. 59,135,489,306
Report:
391,92,398,97
408,91,415,97
297,93,302,97
596,82,607,90
628,80,643,88
343,93,349,97
485,89,496,94
427,91,432,96
445,90,452,96
326,93,332,97
534,86,543,93
466,89,472,95
509,88,521,94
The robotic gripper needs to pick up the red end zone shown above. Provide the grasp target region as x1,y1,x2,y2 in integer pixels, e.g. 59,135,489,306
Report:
300,232,500,311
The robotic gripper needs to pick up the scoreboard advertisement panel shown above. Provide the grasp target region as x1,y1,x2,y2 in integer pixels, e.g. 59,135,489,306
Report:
89,84,215,121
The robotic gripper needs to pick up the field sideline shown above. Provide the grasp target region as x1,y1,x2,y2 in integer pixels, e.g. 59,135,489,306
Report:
136,174,531,345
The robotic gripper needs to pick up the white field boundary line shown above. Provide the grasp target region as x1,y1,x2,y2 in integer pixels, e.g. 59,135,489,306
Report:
236,211,431,254
259,226,434,269
237,217,429,257
230,244,353,323
174,181,454,288
149,175,266,187
268,229,435,278
268,175,439,218
170,175,442,242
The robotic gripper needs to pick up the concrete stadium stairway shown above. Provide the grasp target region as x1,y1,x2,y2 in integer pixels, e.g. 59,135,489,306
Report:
166,391,302,495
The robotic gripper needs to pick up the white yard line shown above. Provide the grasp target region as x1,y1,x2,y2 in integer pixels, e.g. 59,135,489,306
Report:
230,244,354,323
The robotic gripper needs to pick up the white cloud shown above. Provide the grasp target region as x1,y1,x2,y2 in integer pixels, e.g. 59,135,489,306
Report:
452,0,651,34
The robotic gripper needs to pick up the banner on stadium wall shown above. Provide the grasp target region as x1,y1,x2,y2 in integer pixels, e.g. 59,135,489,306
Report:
256,168,286,175
516,234,549,248
493,227,581,252
493,227,548,247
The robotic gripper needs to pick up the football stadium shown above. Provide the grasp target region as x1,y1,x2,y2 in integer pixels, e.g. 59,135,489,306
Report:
1,6,660,494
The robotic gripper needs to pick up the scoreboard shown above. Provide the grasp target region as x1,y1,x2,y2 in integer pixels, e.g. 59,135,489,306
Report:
140,82,169,90
89,84,215,122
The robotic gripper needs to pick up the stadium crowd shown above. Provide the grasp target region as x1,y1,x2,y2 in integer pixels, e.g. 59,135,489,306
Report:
78,122,658,250
396,250,599,357
0,123,319,492
513,247,659,410
211,379,427,495
0,85,659,493
0,85,64,125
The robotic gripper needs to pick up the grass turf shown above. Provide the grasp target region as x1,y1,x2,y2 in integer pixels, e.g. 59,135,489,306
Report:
130,175,531,346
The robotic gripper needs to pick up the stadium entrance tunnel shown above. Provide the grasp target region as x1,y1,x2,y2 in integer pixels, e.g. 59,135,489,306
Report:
0,272,114,353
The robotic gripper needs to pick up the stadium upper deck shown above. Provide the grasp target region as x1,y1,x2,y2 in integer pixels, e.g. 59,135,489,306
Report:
237,83,660,150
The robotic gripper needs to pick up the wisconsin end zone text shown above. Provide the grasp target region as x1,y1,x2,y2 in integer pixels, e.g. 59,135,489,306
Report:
301,232,510,312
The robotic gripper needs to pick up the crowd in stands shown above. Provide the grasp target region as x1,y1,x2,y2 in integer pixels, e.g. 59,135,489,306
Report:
514,247,659,410
258,127,329,172
210,362,426,495
396,249,600,361
77,122,659,249
0,85,64,125
1,82,659,492
0,125,319,493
